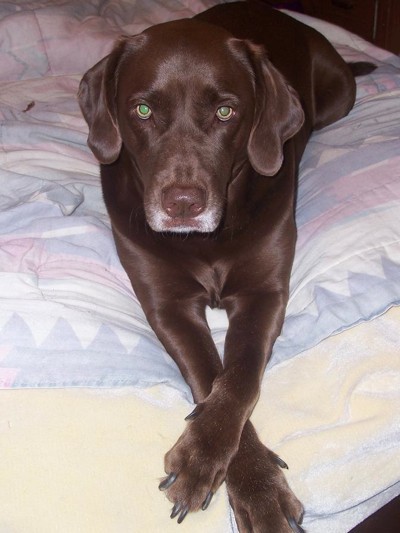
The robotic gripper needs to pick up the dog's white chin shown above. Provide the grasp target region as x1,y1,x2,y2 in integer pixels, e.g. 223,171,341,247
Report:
147,210,221,233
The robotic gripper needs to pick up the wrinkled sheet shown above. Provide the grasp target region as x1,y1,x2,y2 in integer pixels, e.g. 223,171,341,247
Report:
0,1,400,532
1,0,399,391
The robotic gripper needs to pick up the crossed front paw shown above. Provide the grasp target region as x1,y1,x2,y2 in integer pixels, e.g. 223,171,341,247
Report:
158,403,241,523
226,435,304,533
158,409,304,532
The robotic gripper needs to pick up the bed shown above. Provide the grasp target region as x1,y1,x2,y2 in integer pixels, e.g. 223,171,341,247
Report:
1,1,399,531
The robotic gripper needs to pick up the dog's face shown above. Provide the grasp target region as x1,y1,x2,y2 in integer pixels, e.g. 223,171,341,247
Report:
78,19,304,233
115,22,256,233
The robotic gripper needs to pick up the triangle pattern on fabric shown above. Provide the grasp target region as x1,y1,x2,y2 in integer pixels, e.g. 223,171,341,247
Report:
381,256,400,280
347,270,388,297
0,313,36,347
88,323,128,356
40,317,83,351
313,285,349,314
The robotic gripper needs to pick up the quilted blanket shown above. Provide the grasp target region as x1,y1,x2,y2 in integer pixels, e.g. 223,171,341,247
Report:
1,1,399,391
1,2,400,533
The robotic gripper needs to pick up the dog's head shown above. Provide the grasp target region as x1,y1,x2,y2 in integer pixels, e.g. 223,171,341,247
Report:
78,19,304,233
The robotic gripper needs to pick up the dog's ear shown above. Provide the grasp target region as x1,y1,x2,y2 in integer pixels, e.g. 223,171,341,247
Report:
78,39,128,164
246,43,305,176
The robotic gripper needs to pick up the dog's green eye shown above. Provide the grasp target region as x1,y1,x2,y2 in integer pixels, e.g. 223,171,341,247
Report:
216,106,234,121
136,104,152,119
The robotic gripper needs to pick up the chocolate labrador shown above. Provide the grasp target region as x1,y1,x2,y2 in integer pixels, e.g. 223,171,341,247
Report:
78,1,362,531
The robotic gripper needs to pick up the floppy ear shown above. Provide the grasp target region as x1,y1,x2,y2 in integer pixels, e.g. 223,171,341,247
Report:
78,40,128,164
246,43,305,176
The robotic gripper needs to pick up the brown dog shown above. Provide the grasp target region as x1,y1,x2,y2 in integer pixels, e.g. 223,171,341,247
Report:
78,2,357,531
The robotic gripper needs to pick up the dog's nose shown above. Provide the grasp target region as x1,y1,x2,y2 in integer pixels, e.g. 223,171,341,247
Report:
162,186,206,218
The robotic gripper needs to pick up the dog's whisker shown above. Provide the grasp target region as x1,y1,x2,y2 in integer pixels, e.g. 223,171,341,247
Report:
128,208,134,232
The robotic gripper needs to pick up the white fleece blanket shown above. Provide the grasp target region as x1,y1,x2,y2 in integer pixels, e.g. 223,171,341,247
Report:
2,307,400,532
0,1,399,531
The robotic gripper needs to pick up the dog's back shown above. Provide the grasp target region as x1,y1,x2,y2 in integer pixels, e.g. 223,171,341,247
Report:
196,1,356,131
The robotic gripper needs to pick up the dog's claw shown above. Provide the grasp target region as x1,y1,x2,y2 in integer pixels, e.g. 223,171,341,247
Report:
177,505,189,524
159,472,177,491
275,455,289,469
185,406,200,420
287,516,305,532
170,502,182,519
202,491,214,510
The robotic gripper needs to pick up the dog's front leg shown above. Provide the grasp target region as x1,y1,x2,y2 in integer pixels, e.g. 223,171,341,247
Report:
226,420,304,533
113,234,249,519
120,236,303,529
149,293,303,532
218,291,304,533
147,301,244,519
156,289,303,530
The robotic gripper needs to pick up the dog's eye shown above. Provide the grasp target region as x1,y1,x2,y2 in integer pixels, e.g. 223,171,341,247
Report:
216,106,234,121
136,104,152,120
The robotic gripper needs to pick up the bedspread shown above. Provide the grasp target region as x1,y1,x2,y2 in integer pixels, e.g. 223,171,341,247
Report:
0,2,400,532
1,0,399,391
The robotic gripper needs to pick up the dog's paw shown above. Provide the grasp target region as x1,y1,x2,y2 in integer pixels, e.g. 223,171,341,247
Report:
158,403,241,523
226,431,304,533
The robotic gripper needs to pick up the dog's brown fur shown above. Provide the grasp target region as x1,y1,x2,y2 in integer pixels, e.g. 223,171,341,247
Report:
78,2,356,530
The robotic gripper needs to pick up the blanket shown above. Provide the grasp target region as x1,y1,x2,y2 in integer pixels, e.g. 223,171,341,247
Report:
1,0,400,391
0,2,400,531
1,306,399,532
